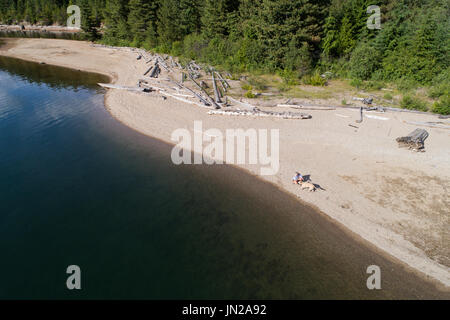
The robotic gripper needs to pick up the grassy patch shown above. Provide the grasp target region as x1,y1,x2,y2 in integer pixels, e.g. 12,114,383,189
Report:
248,76,269,91
349,78,385,91
395,78,417,92
276,82,291,93
383,93,393,100
285,87,333,100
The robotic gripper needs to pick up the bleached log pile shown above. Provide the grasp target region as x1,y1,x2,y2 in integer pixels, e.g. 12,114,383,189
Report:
92,45,321,119
187,61,202,79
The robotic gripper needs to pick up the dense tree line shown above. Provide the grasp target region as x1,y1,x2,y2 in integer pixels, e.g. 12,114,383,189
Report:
1,0,448,92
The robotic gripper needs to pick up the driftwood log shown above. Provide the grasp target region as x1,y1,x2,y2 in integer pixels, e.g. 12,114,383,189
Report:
149,63,160,78
212,71,222,103
227,96,257,111
396,128,429,151
356,107,363,123
209,109,312,120
403,121,450,130
215,71,230,91
277,104,335,111
98,83,148,92
200,80,209,89
143,65,154,76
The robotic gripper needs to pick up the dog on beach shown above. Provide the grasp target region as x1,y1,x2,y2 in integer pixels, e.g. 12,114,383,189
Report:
298,181,316,192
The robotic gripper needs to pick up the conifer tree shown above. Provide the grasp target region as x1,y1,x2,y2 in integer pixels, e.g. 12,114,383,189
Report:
80,0,99,41
103,0,129,43
201,0,239,38
127,0,151,45
157,0,181,44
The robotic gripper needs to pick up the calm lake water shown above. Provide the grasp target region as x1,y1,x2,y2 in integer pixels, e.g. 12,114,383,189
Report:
0,55,446,299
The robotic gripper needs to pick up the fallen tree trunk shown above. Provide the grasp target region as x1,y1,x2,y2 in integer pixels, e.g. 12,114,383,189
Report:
98,83,147,92
143,64,154,76
277,104,335,111
212,71,222,103
208,109,312,119
214,72,227,93
227,96,257,111
365,114,389,121
138,82,167,92
396,128,429,151
215,71,230,90
156,55,170,71
159,91,210,108
149,63,160,78
403,121,450,130
356,107,363,123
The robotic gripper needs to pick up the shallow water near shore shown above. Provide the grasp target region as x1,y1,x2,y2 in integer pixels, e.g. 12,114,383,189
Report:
0,56,446,299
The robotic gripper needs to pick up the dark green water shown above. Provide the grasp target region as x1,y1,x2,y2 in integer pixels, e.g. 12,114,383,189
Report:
0,30,81,40
0,56,446,299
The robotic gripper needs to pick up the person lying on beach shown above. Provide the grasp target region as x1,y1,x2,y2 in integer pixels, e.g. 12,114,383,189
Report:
292,172,304,184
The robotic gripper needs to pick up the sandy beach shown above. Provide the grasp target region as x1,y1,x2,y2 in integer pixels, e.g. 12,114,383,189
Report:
1,38,449,290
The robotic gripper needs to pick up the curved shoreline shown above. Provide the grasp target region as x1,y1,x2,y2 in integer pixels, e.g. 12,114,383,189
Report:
1,38,449,292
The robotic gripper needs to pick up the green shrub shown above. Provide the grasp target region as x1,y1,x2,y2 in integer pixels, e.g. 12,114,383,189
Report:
349,42,381,80
431,94,450,115
278,69,298,85
170,41,183,57
303,72,327,86
428,83,449,99
341,99,347,105
400,95,429,112
244,90,256,98
241,84,252,91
